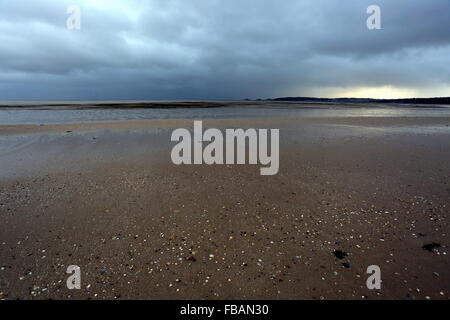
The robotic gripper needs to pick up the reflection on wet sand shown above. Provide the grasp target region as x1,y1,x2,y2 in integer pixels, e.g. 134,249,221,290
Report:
0,108,449,300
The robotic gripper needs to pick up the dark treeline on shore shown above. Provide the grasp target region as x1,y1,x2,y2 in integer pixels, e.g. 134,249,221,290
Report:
245,97,450,105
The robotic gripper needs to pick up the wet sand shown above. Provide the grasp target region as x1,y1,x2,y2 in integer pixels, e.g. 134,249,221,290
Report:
0,115,449,300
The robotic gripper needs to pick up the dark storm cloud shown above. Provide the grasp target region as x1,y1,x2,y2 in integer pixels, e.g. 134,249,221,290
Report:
0,0,449,99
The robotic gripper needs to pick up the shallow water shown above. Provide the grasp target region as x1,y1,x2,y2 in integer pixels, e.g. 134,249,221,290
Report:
1,105,450,125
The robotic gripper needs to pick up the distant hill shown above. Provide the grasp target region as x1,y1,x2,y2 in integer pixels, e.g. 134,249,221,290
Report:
254,97,450,105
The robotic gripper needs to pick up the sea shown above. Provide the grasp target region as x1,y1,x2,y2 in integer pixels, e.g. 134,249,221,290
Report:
0,100,450,125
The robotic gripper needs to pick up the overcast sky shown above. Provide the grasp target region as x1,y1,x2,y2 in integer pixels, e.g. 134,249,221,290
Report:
0,0,449,100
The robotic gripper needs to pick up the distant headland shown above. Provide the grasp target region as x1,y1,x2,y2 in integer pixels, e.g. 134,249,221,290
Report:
245,97,450,104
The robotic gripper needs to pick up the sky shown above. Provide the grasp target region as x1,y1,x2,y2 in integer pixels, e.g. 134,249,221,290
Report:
0,0,449,100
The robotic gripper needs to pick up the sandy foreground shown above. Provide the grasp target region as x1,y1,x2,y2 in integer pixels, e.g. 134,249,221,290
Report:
0,116,449,300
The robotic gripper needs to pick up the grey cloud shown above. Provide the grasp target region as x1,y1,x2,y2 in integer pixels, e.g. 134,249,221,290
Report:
0,0,449,100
